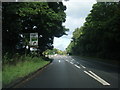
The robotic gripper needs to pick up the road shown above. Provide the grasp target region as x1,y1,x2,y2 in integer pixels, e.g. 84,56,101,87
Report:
18,55,119,88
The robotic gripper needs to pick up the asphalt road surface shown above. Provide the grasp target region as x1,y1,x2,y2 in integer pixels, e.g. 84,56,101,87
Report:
18,55,119,88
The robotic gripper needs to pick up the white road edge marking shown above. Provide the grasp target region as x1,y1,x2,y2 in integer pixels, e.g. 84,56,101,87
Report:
84,71,110,86
74,64,80,69
80,64,86,68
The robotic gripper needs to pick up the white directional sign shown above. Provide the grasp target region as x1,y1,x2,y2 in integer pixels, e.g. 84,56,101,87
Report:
30,33,38,46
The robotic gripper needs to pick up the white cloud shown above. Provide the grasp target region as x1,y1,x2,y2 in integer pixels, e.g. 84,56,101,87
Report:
53,0,97,51
53,36,71,51
64,16,85,31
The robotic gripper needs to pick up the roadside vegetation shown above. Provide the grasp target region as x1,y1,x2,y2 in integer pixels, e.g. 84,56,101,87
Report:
2,53,50,87
0,71,2,82
66,2,120,62
43,48,67,55
2,2,68,88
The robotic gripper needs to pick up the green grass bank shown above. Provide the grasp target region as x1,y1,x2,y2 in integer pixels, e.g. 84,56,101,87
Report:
2,56,50,87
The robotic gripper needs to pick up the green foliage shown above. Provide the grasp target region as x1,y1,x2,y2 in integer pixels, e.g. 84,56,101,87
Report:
66,2,120,60
43,48,67,55
3,52,23,64
2,56,50,86
2,2,68,56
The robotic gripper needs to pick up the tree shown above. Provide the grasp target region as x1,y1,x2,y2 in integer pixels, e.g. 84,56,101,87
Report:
43,48,66,55
66,2,120,60
2,2,68,56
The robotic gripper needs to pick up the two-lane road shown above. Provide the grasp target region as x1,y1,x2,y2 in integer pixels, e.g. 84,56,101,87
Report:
18,55,119,88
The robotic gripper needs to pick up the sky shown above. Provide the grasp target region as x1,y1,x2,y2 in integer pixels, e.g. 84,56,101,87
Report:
53,0,97,51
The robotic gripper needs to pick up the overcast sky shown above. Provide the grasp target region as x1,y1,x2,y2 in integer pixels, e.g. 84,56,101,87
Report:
53,0,97,51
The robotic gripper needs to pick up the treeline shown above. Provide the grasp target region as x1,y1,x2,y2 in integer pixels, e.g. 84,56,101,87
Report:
2,2,68,63
66,2,120,60
43,48,67,55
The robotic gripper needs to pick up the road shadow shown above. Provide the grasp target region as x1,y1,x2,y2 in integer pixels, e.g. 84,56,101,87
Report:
70,56,120,74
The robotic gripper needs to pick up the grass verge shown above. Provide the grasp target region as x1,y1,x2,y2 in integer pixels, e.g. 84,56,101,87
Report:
2,56,50,86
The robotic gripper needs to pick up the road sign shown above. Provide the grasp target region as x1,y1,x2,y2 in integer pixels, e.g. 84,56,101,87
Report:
30,33,38,46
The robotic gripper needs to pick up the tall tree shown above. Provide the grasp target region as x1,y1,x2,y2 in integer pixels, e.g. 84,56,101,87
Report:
2,2,68,55
66,2,120,60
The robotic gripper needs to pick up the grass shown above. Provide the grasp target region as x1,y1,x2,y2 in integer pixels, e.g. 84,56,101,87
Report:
2,56,50,86
0,70,2,82
0,71,1,90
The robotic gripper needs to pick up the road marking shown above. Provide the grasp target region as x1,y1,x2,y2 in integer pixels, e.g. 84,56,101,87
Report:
71,62,73,64
67,60,69,62
66,60,68,62
72,59,74,60
84,71,110,86
70,62,73,64
88,71,110,85
80,64,86,68
74,64,80,69
59,60,61,63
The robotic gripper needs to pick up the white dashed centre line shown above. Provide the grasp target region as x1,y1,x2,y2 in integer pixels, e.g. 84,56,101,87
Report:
70,62,73,64
59,60,61,63
84,71,110,86
80,64,86,68
74,64,81,69
66,60,68,62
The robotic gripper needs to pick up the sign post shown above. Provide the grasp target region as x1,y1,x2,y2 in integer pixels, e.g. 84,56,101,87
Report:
29,33,38,51
30,33,38,46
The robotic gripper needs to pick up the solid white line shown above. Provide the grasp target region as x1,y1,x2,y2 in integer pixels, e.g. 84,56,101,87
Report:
84,71,110,86
75,64,80,69
88,71,110,85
